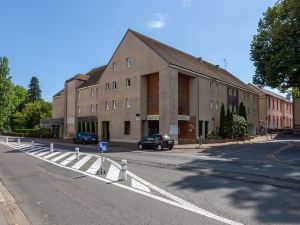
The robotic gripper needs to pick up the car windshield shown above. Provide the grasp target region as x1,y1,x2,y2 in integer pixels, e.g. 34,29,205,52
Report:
163,135,172,140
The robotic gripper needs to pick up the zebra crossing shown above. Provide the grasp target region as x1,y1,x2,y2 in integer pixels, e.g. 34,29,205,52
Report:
0,139,244,225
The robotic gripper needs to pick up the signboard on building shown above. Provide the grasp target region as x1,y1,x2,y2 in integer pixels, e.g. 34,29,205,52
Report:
67,117,75,124
147,115,159,120
169,125,178,134
178,115,190,121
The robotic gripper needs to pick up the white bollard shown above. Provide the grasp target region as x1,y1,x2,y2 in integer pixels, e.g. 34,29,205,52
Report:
31,141,34,149
6,137,8,143
75,147,79,160
50,143,54,153
120,159,127,181
18,139,20,147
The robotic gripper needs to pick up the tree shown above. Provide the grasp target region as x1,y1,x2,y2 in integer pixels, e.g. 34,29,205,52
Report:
0,57,14,132
233,114,248,138
238,102,247,122
226,108,233,138
27,76,41,102
250,0,300,93
219,103,226,138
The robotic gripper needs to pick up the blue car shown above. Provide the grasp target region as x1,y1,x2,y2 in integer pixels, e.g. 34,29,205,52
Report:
73,132,98,144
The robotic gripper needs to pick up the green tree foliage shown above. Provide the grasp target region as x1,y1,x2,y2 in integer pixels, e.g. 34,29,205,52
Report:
250,0,300,92
233,114,248,138
27,76,42,102
13,101,52,129
12,85,27,110
0,57,14,132
219,103,226,138
238,102,247,122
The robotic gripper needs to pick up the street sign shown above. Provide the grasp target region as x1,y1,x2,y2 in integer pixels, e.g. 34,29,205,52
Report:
98,141,108,152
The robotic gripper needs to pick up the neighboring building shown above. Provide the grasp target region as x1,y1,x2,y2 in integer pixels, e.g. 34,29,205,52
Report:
51,66,106,138
294,97,300,133
52,29,259,144
248,84,293,129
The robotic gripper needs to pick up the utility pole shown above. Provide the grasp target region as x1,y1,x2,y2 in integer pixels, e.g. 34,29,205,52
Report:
222,58,228,70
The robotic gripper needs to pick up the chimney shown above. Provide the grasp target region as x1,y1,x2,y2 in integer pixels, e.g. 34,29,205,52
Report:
215,65,220,69
197,57,203,63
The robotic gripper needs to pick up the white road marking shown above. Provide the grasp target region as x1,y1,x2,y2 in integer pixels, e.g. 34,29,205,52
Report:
0,141,244,225
43,152,61,159
131,178,151,193
72,155,92,170
36,151,51,157
106,163,120,182
60,155,76,166
30,148,48,155
51,152,71,162
86,157,103,175
26,147,46,153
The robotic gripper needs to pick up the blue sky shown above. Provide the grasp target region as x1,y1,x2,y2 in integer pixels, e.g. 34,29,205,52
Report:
1,0,279,101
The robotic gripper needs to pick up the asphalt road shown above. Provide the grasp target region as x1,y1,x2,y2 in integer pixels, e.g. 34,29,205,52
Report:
0,136,299,225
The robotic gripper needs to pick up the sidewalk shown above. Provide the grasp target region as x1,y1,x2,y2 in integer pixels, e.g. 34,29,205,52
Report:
173,134,278,150
0,181,30,225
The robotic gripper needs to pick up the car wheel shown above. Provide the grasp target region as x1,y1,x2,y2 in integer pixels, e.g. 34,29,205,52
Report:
157,144,162,151
138,144,143,150
168,147,173,150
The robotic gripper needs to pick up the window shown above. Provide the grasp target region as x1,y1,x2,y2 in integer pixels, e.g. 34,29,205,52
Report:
277,99,278,110
253,108,256,116
78,106,80,114
90,105,94,113
253,95,255,102
91,89,95,96
268,96,270,109
210,82,213,92
210,100,214,110
124,121,130,135
215,84,219,93
96,104,98,112
247,107,250,115
272,98,275,109
105,83,110,91
126,98,131,108
244,92,246,100
112,100,116,109
113,62,117,71
96,88,98,96
215,102,219,110
126,78,131,88
112,81,117,90
105,101,109,110
126,58,132,67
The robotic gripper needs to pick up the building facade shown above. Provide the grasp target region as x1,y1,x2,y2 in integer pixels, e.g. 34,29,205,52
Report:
51,29,259,144
248,84,293,129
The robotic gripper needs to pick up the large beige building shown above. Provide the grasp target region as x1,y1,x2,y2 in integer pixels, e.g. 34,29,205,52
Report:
52,29,259,144
248,84,293,129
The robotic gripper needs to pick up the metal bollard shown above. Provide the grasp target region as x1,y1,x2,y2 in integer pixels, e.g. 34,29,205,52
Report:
120,159,128,181
75,147,79,160
31,141,34,149
50,143,54,153
18,139,20,147
6,137,8,143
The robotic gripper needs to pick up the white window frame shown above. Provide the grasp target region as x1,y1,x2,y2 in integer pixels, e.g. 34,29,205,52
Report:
90,105,94,113
112,100,116,109
126,58,132,67
210,82,213,92
91,89,95,96
215,84,219,93
78,106,80,114
126,98,131,108
210,100,214,110
112,81,117,90
113,62,117,72
215,102,219,110
105,83,110,92
126,78,131,88
105,101,109,110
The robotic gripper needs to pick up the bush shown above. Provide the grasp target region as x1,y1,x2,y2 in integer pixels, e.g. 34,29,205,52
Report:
12,128,52,138
207,130,218,140
232,114,248,138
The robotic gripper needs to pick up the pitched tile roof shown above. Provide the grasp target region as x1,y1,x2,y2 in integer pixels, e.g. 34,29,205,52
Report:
129,29,253,92
53,89,64,97
77,65,107,89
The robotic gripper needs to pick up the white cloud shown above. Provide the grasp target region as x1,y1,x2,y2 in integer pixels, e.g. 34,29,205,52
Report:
148,13,167,29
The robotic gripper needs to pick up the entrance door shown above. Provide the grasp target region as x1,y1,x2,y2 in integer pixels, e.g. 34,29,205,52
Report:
204,121,209,139
102,121,110,141
148,120,159,135
198,120,203,138
52,125,60,138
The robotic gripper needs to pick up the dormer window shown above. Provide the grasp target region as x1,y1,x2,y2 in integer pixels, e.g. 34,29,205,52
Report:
113,62,117,72
126,58,132,67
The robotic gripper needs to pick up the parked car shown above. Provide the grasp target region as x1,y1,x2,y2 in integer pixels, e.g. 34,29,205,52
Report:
73,132,98,144
137,134,174,150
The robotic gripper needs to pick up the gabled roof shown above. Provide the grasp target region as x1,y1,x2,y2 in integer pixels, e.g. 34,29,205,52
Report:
77,65,107,89
129,29,253,92
53,89,64,97
248,84,292,103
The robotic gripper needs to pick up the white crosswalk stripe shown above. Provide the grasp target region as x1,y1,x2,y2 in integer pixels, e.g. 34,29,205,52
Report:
51,152,71,162
26,147,46,153
43,152,61,159
86,157,103,175
72,155,92,170
36,151,51,157
30,148,48,155
131,178,151,193
60,154,76,166
106,163,120,182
